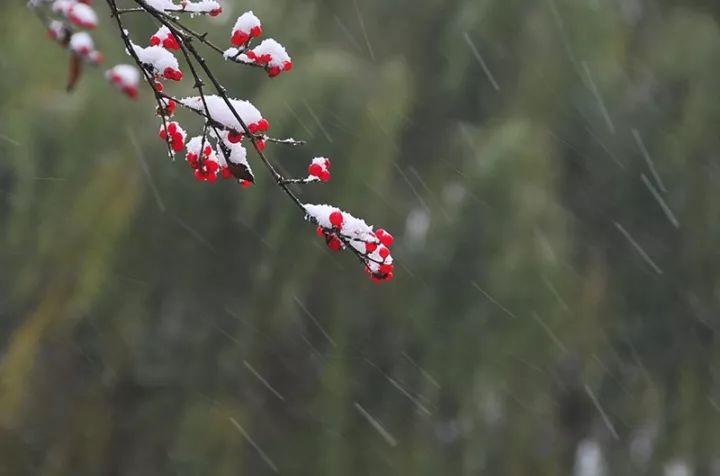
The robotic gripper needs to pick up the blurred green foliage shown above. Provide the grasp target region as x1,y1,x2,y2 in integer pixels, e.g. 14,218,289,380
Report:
2,0,720,474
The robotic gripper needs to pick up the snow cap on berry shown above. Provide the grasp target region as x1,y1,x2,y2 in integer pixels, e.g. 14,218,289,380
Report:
308,157,331,182
131,43,182,81
180,95,263,133
106,64,140,98
231,11,262,46
66,2,98,29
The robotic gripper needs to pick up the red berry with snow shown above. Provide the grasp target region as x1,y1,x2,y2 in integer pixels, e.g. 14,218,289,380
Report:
163,67,183,81
329,211,344,229
379,264,394,274
231,31,249,46
171,136,185,152
227,131,243,143
163,35,180,50
375,229,394,247
308,163,323,177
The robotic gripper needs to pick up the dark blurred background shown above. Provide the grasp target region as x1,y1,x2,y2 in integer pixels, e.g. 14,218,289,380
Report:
2,0,720,474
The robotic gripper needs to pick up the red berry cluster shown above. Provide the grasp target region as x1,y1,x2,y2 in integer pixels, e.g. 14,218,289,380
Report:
366,229,395,282
34,2,398,282
225,119,269,149
107,65,139,98
150,27,180,50
231,25,262,47
308,157,331,182
244,50,293,78
158,121,187,153
159,97,177,115
162,66,183,81
67,2,97,29
186,144,222,182
313,208,395,282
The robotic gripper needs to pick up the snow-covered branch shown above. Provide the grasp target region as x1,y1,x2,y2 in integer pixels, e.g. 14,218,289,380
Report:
29,0,395,282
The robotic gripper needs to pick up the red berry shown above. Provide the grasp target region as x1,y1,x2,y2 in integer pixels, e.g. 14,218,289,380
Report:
167,122,177,134
221,167,232,179
245,50,256,60
256,139,266,151
319,170,331,182
329,211,344,229
203,145,213,157
209,7,222,16
231,31,248,46
376,229,394,247
378,246,390,259
163,35,180,50
283,61,293,71
166,100,176,115
248,122,259,134
250,25,262,37
159,129,167,140
240,180,252,188
316,226,325,237
324,158,331,168
257,118,269,132
227,131,243,143
206,160,219,173
164,68,182,81
308,163,323,177
150,35,161,46
365,242,377,253
267,66,281,78
379,263,394,274
384,272,394,282
326,236,342,251
154,81,164,92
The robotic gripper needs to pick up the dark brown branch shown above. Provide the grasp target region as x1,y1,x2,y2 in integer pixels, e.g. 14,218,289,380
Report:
104,0,386,271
